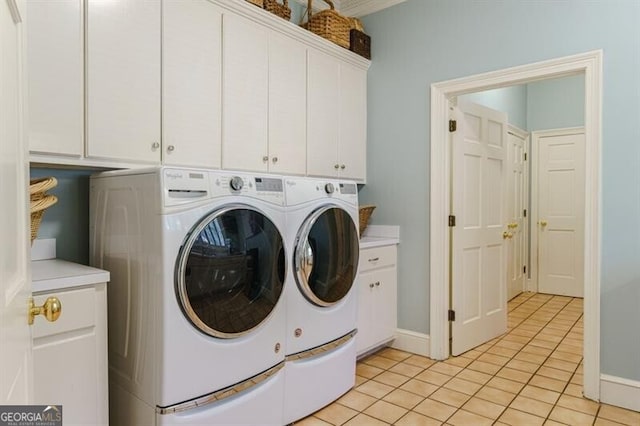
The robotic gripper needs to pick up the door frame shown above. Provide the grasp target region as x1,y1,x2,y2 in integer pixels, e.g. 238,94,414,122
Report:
507,124,530,299
530,127,585,293
429,50,602,401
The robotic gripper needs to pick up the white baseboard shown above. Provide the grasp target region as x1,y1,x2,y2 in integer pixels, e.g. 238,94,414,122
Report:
600,374,640,411
390,329,430,357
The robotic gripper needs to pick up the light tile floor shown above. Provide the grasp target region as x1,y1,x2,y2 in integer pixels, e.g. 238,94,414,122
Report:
297,292,640,425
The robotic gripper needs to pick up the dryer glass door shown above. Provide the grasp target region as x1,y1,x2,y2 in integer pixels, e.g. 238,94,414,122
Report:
295,206,359,307
176,206,285,338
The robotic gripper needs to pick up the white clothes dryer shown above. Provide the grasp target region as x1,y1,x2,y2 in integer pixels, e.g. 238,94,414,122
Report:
90,167,287,426
282,177,360,424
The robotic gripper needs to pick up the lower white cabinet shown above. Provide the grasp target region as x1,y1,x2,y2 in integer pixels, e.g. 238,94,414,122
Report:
32,261,109,426
356,244,398,355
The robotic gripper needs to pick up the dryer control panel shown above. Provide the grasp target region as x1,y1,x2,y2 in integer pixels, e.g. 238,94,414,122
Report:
210,172,285,206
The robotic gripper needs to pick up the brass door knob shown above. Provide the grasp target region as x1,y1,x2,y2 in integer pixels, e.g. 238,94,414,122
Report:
539,220,548,227
502,231,513,240
28,296,62,325
507,222,518,229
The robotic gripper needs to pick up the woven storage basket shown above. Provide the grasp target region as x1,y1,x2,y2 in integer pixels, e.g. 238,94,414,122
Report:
301,0,350,48
264,0,291,20
29,177,58,244
358,205,376,236
246,0,264,7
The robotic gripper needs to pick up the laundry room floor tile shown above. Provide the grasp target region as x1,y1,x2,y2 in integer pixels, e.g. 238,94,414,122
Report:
294,293,640,425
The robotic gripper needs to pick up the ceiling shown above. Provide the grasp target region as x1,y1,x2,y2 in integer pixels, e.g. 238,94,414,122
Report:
292,0,406,17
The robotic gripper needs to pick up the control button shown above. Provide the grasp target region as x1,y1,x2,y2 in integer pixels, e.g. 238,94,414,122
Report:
324,183,335,194
230,176,244,191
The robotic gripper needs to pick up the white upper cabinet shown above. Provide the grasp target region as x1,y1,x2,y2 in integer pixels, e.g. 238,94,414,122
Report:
163,0,222,168
27,0,83,157
86,0,161,163
307,50,341,178
307,50,367,181
338,64,367,180
222,12,269,172
267,32,307,175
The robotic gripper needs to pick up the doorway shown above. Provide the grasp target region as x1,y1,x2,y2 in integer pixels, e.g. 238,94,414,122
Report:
429,51,602,401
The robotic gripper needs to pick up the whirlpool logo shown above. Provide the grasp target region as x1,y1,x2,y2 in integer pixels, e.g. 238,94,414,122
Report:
0,405,62,426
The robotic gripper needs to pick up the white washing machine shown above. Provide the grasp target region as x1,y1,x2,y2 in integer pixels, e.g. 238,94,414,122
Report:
90,167,287,426
282,177,360,424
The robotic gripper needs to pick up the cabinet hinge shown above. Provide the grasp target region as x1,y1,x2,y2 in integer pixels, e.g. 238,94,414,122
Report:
524,153,527,161
523,209,527,218
523,265,527,274
448,215,456,227
448,310,456,322
449,120,457,132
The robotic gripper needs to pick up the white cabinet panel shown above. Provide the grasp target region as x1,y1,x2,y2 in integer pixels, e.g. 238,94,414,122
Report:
357,245,397,355
268,32,307,175
308,50,367,181
307,49,340,177
338,64,367,180
33,284,108,426
222,13,268,172
86,0,161,163
163,0,222,168
27,0,83,156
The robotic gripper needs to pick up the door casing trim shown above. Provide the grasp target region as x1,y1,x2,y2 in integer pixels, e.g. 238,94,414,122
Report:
429,50,602,401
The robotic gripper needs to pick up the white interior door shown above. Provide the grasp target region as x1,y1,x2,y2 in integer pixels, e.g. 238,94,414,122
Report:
536,129,585,297
451,100,508,356
1,0,33,405
506,127,528,300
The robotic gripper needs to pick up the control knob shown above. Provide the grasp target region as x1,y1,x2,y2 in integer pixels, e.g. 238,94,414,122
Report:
230,176,244,191
324,183,335,194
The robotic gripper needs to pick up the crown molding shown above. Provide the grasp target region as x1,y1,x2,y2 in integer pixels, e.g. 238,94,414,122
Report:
339,0,406,17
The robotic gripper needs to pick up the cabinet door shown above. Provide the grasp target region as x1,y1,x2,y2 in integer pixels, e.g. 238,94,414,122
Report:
307,49,340,177
372,267,398,346
268,32,306,175
356,270,375,354
222,13,268,172
27,0,83,156
338,63,367,181
163,0,222,168
86,0,161,163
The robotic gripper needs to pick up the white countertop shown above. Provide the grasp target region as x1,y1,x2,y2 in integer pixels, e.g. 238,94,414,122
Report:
32,259,110,294
359,225,400,249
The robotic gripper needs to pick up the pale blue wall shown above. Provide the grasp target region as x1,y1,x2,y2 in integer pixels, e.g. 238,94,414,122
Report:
461,85,528,130
30,168,97,265
527,74,585,131
360,0,640,380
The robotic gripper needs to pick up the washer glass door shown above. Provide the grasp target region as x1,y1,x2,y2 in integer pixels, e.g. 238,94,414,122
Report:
176,205,285,338
295,206,359,307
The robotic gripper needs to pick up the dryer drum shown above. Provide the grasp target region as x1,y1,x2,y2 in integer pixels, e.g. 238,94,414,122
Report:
176,205,285,338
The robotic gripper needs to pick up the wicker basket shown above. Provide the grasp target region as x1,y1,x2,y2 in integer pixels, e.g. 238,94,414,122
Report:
301,0,350,49
264,0,291,20
246,0,264,7
29,177,58,244
358,205,376,236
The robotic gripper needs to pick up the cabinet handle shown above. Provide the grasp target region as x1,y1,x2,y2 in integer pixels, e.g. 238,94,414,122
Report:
167,145,175,152
369,283,374,288
375,281,380,287
341,164,346,170
368,257,379,262
334,164,340,169
28,296,62,325
263,156,269,162
151,142,160,150
272,157,278,163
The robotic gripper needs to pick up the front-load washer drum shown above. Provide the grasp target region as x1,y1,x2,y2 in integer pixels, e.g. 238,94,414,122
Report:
294,206,359,307
175,205,285,338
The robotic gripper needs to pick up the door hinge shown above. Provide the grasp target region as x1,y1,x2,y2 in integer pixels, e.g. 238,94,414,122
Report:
524,153,527,161
523,265,527,274
523,209,527,218
448,215,456,227
448,310,456,321
449,119,457,132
